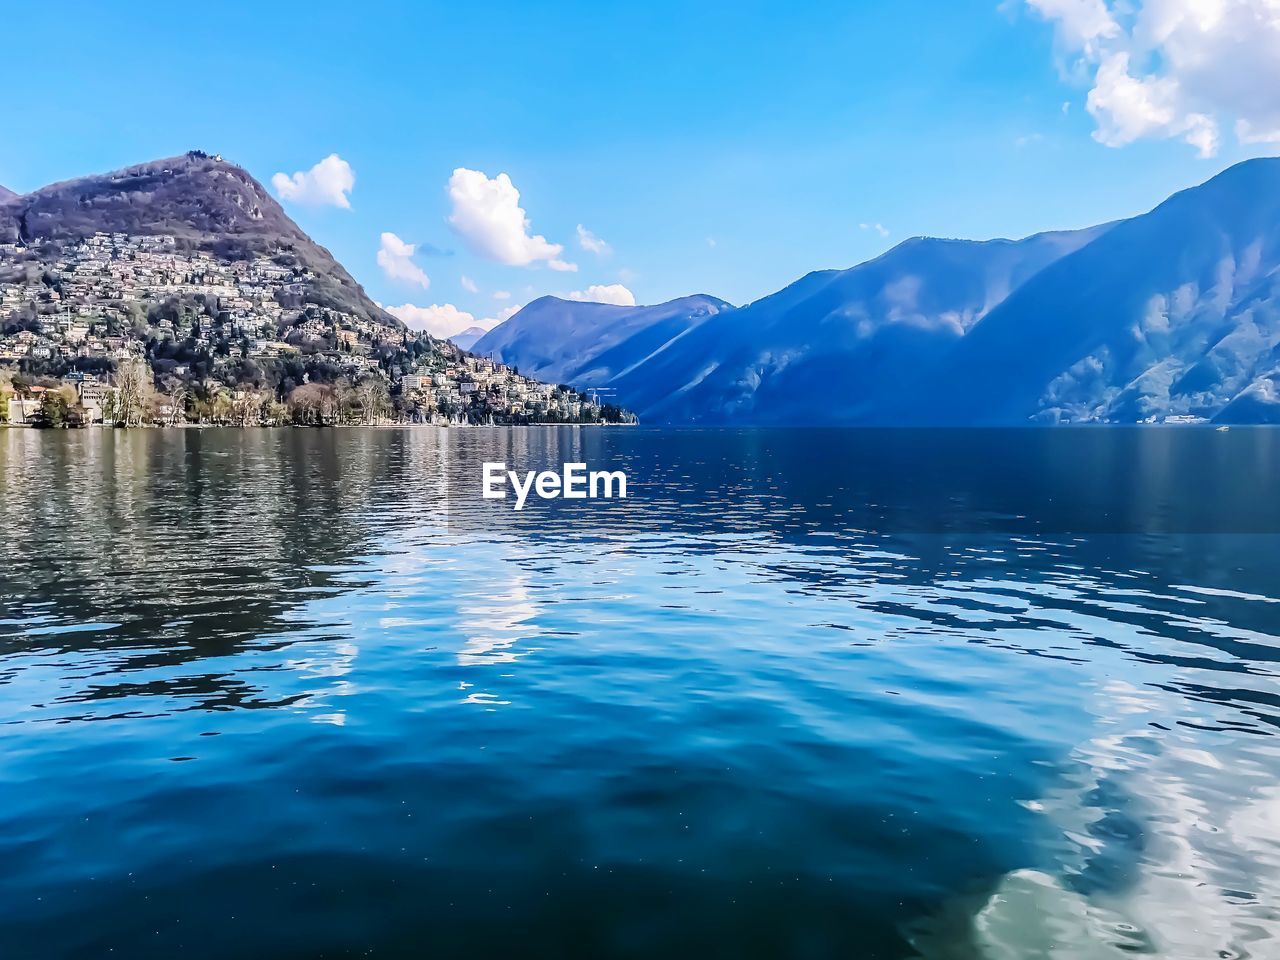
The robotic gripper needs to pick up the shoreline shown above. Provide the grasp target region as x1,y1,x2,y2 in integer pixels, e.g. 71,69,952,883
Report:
1,420,638,430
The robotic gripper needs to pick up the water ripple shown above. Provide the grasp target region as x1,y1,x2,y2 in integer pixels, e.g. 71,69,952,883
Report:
0,427,1276,958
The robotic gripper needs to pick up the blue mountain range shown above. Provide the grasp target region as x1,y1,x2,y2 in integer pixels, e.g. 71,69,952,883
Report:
473,158,1280,424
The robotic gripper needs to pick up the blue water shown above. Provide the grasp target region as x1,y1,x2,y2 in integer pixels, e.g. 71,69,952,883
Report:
1,427,1278,958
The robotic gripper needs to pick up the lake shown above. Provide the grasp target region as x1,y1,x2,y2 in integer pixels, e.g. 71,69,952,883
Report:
1,426,1277,959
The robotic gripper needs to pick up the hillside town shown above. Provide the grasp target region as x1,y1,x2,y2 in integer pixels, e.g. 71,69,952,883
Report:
0,231,630,427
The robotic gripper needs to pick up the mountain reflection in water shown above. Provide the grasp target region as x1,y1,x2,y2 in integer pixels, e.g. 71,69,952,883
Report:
1,427,1277,959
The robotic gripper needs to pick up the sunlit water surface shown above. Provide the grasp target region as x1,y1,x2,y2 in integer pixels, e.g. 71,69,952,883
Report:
1,427,1277,959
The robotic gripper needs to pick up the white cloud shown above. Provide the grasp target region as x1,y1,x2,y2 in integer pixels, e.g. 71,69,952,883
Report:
493,290,511,300
386,303,475,338
1087,52,1220,155
1026,0,1119,54
446,168,576,271
576,224,611,256
271,154,355,208
460,274,478,293
860,222,891,238
1026,0,1280,157
565,283,636,306
489,304,522,325
387,301,523,339
1238,119,1280,144
377,232,430,289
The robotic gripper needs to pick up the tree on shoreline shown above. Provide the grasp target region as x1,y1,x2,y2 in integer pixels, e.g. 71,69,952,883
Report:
287,382,334,426
111,358,154,427
356,378,389,425
162,379,189,426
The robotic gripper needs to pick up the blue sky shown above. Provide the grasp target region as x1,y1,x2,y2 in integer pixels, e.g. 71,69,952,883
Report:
4,1,1277,335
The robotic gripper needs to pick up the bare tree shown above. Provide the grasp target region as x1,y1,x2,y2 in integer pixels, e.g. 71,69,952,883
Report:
335,378,357,425
112,358,154,427
163,379,188,426
356,378,389,425
234,390,266,427
0,370,13,425
211,392,233,425
264,398,290,426
288,383,333,425
320,389,340,425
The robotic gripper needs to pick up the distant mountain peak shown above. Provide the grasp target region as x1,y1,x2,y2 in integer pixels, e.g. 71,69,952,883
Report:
1181,153,1280,190
0,184,17,202
473,293,735,386
448,325,490,351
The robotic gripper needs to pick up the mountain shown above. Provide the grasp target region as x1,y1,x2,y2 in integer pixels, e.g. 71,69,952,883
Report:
0,151,394,329
448,325,489,351
475,158,1280,425
479,229,1102,422
472,293,733,387
885,157,1280,425
0,152,632,425
617,229,1107,424
0,185,16,203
